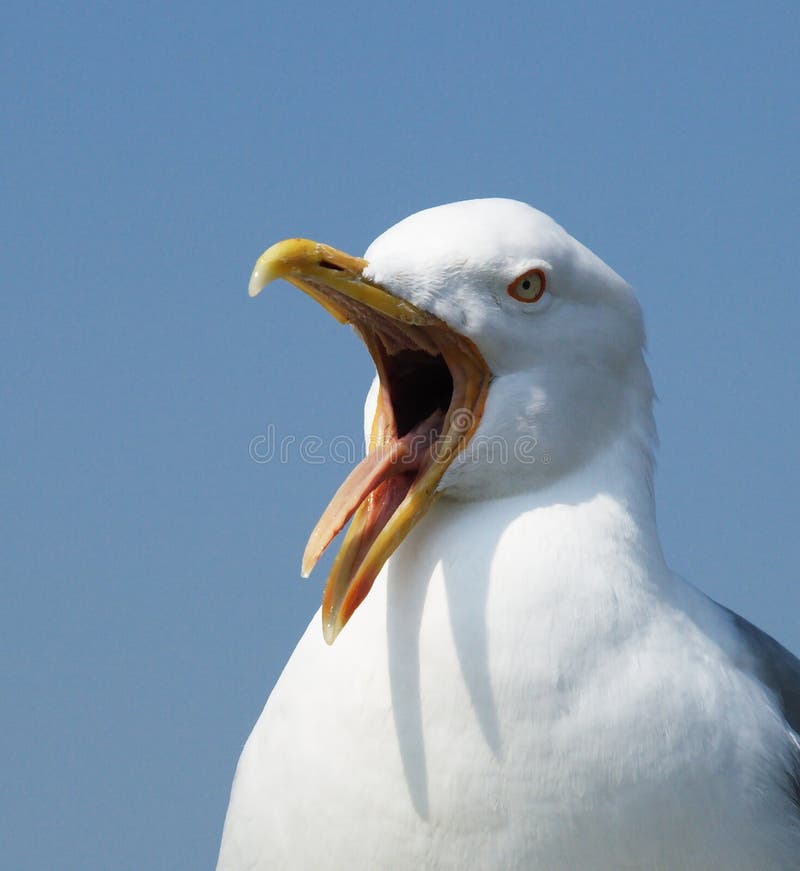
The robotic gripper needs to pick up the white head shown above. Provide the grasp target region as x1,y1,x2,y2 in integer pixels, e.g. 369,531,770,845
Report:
363,198,655,499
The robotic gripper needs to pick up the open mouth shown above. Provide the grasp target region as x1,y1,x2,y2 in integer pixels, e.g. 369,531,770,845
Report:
249,239,490,642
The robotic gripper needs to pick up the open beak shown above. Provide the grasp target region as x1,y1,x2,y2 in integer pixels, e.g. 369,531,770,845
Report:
250,238,490,643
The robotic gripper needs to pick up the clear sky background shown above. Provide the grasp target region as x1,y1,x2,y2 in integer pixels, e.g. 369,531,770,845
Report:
2,2,798,868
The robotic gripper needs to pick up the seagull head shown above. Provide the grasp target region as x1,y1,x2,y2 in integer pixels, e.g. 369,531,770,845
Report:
250,198,653,641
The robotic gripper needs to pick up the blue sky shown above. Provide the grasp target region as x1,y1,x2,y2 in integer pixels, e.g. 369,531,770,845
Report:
2,2,798,868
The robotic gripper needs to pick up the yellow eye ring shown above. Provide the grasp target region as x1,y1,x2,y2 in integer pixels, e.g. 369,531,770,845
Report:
507,268,546,303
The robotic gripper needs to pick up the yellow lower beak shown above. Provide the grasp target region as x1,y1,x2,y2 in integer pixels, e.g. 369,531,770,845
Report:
250,238,490,643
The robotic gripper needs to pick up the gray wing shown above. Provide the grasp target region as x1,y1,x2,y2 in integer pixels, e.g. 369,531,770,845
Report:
720,605,800,812
723,607,800,733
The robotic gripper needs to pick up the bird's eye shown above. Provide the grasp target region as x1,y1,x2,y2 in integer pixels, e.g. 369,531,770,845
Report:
507,269,546,303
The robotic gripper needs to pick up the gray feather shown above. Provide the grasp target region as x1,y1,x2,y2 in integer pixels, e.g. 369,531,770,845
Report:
723,608,800,733
720,605,800,812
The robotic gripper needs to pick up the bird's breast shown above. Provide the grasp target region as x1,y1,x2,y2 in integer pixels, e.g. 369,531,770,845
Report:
218,495,797,870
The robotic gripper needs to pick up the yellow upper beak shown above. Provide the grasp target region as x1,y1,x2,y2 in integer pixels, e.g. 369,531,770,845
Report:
249,238,436,326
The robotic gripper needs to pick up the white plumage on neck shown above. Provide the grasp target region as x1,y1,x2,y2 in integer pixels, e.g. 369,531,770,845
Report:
219,420,798,868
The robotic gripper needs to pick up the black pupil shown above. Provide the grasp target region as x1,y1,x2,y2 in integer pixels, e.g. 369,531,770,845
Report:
522,279,531,290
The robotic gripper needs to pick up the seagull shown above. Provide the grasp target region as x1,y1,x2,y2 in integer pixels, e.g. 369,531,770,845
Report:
218,199,800,870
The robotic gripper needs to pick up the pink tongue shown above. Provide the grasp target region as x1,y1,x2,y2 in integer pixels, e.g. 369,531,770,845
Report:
301,410,443,576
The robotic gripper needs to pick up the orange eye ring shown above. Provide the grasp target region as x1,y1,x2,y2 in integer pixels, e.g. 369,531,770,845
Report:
507,268,546,303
